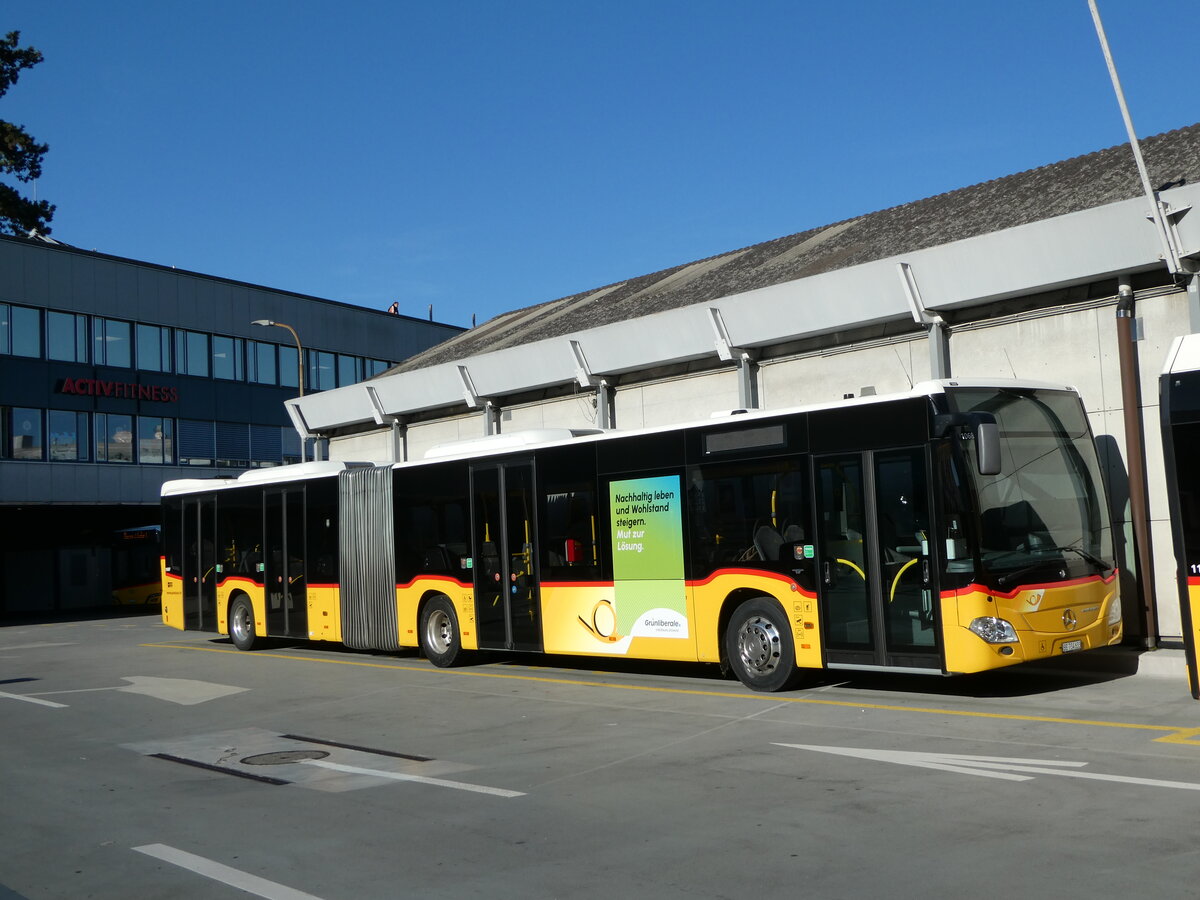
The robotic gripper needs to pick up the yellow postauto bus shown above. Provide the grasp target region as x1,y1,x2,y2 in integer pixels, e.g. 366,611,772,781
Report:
161,379,1122,691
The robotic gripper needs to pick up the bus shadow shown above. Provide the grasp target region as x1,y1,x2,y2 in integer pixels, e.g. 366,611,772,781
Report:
804,666,1134,700
204,636,1142,700
482,652,1139,700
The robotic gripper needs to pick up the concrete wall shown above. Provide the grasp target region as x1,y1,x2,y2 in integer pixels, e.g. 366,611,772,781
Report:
615,370,741,429
501,394,606,432
761,337,931,409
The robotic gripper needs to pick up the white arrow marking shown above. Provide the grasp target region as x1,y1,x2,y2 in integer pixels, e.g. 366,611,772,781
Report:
0,690,67,708
134,844,325,900
299,759,525,798
775,744,1200,792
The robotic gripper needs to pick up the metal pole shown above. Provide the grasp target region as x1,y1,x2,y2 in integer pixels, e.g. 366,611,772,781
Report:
1116,280,1158,647
1088,0,1182,273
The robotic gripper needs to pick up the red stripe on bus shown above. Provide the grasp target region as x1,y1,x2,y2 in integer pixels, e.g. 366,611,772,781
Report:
396,575,470,590
949,570,1117,600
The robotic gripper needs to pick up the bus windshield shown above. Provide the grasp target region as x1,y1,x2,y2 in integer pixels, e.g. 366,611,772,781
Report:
948,387,1114,580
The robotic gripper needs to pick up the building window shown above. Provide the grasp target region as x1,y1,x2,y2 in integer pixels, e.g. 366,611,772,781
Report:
1,304,41,358
282,426,302,465
308,349,335,391
249,340,277,385
93,318,132,368
175,330,210,377
365,358,389,377
138,416,174,464
215,421,250,467
212,335,245,381
95,413,134,463
47,311,90,363
279,344,299,389
8,407,44,459
337,354,360,387
137,324,172,372
178,419,214,466
48,410,89,461
250,424,282,467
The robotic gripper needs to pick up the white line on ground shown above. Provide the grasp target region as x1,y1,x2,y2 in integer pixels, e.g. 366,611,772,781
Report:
133,843,325,900
0,691,67,708
300,758,526,797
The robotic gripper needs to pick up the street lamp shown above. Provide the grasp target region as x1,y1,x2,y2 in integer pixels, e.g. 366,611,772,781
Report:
251,319,304,396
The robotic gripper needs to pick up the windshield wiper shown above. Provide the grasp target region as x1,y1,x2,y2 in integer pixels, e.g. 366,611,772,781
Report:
994,546,1111,586
1055,546,1112,571
996,560,1063,587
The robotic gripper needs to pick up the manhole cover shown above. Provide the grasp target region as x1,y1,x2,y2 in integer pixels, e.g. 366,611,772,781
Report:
241,750,330,766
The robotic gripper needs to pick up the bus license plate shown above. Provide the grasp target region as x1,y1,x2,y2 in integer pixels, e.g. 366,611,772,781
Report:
1061,639,1083,653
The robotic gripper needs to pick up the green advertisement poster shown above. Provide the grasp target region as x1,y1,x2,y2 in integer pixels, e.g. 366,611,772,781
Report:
609,475,688,638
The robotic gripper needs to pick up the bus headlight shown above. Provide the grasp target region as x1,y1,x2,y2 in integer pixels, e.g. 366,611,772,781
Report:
1107,598,1123,626
969,616,1019,644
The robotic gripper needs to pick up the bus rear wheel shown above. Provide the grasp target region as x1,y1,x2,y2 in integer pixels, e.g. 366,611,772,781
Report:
229,595,258,651
420,595,463,668
725,597,803,692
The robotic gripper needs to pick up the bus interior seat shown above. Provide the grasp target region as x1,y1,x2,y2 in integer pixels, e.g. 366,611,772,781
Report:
754,525,785,562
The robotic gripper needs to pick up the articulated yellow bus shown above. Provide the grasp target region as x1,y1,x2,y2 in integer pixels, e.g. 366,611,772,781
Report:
161,379,1122,691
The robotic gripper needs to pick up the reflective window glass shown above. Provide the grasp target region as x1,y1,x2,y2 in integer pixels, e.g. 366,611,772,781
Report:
212,335,244,381
308,350,335,391
96,413,134,463
48,312,89,362
175,330,209,377
10,407,44,459
48,410,89,461
8,305,41,358
337,354,359,386
249,340,277,385
137,324,171,372
138,416,174,464
94,318,132,368
279,345,299,389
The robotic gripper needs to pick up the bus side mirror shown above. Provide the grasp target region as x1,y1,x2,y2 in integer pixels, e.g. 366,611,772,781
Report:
976,421,1001,475
934,411,1002,475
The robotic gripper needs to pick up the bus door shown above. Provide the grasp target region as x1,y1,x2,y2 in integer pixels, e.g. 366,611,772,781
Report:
264,487,308,639
471,461,541,652
181,497,217,630
815,447,939,670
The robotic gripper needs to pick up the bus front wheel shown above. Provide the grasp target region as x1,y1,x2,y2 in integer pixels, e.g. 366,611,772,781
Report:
229,595,258,651
420,595,463,668
725,597,803,692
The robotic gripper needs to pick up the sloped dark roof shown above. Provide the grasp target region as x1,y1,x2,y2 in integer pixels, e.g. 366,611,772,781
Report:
392,123,1200,374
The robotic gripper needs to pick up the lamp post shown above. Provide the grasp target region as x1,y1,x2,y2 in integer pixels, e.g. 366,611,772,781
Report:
252,318,309,461
251,319,304,396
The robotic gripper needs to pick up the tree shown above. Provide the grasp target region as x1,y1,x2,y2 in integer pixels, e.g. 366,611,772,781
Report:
0,30,53,236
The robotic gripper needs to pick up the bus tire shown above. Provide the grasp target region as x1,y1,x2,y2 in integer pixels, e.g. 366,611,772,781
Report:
725,596,803,692
420,595,463,668
229,595,258,651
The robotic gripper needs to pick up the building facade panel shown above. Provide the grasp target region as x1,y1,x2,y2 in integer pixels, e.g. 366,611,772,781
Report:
0,234,463,614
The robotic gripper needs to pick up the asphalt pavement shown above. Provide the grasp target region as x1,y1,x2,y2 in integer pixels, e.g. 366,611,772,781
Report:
1,613,1198,899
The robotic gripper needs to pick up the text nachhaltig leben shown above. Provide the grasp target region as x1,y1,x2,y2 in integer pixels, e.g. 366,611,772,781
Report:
613,488,676,552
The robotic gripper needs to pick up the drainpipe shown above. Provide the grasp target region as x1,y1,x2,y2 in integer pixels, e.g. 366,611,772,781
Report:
1116,279,1157,648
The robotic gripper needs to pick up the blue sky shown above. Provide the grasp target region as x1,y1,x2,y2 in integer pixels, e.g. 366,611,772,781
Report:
4,1,1194,329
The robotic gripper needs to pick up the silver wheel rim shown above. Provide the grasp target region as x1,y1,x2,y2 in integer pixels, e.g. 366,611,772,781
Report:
232,604,252,643
735,614,781,676
426,608,453,655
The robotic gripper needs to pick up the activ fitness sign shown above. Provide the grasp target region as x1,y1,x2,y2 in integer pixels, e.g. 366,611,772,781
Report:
609,474,688,638
57,377,179,403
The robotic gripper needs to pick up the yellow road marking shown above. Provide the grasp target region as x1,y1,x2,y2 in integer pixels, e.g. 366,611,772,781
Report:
141,641,1200,746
